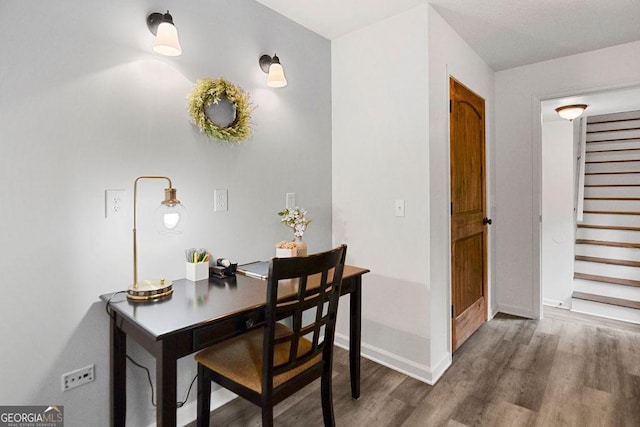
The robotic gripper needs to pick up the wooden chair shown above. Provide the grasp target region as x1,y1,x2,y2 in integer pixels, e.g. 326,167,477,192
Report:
194,244,348,427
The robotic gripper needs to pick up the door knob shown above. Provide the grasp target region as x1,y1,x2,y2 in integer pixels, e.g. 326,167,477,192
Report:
483,217,492,225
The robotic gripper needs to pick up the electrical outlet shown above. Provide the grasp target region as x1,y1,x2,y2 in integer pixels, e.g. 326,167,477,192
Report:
62,364,95,391
105,190,126,219
286,192,296,209
214,189,228,212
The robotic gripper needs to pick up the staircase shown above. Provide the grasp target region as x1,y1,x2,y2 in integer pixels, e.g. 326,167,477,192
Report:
572,110,640,324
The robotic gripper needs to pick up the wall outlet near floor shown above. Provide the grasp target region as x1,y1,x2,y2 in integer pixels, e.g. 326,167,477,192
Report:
62,364,95,391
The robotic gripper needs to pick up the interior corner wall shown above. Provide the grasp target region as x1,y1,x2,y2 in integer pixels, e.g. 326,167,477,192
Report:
0,1,331,426
332,6,433,381
495,40,640,319
541,120,574,308
427,6,495,374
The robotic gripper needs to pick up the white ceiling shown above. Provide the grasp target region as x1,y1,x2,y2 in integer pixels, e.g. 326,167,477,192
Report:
255,0,640,72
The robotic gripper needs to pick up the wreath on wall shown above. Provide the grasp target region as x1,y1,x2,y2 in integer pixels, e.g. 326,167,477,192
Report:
187,77,254,143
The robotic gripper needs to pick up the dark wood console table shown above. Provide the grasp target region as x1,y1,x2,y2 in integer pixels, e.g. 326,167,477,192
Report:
100,265,369,427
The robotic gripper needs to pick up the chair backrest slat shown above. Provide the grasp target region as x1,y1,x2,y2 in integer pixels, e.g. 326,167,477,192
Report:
262,245,347,386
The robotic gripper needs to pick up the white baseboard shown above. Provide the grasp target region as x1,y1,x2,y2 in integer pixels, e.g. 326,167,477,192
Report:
543,298,571,310
495,302,537,319
334,333,451,385
146,388,237,427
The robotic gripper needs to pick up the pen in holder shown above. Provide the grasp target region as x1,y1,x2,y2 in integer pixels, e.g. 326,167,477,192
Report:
185,248,210,282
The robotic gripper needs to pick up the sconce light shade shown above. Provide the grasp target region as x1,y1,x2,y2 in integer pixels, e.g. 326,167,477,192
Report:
555,104,588,121
147,11,182,57
259,54,287,88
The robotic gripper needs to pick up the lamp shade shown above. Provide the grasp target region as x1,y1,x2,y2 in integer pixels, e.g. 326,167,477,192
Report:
154,201,187,233
555,104,587,121
153,21,182,56
154,187,187,233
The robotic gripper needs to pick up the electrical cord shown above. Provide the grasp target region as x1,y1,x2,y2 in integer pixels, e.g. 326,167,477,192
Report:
126,355,197,407
104,290,198,408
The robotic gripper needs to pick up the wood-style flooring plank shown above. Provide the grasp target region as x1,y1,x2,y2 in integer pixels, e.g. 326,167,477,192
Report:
191,307,640,427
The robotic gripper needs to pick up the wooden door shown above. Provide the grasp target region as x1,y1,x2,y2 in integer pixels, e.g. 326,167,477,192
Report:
450,78,489,352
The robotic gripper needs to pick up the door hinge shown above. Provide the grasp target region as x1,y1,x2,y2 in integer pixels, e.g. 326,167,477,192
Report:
451,305,454,318
450,202,453,215
449,100,452,113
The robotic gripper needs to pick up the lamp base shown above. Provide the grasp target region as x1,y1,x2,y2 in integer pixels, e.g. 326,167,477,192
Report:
127,279,174,301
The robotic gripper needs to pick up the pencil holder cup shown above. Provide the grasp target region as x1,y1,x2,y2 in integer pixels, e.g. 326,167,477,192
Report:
186,262,209,281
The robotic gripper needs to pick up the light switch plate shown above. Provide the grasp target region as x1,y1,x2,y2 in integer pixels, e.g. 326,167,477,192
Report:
395,199,405,217
286,192,296,209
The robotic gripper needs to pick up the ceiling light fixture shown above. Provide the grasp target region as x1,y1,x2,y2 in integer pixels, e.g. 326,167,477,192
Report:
147,10,182,57
555,104,588,121
259,53,287,88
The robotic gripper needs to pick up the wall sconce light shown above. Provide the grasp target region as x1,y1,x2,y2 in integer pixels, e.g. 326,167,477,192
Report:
128,176,187,301
259,53,287,88
555,104,588,121
147,10,182,57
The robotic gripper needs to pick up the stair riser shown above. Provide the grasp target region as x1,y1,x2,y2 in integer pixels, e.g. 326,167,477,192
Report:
573,278,640,300
583,199,640,211
576,227,640,243
587,139,640,152
587,152,640,163
587,119,640,132
581,213,640,227
585,174,640,185
574,260,640,281
585,161,640,173
571,298,640,324
586,129,640,142
585,186,640,198
575,244,640,261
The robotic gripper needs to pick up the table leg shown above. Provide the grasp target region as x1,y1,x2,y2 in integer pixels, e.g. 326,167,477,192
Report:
349,276,362,399
110,318,126,427
156,341,178,427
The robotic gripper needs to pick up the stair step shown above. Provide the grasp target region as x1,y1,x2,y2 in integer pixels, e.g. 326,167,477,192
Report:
575,255,640,268
571,298,640,324
586,139,640,153
586,150,640,161
573,272,640,288
576,239,640,249
584,174,640,185
583,210,640,216
587,119,640,132
575,244,640,261
581,212,640,227
586,129,640,142
583,200,640,212
576,226,640,243
572,291,640,310
584,186,640,198
574,259,640,281
578,224,640,232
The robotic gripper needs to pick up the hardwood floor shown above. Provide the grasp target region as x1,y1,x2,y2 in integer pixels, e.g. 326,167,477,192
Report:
189,307,640,426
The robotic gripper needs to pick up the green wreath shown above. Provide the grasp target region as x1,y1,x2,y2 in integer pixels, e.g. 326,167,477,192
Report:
187,77,254,143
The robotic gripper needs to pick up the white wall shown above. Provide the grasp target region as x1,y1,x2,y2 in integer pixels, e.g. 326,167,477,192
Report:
331,5,494,383
495,40,640,318
0,1,331,426
332,6,432,380
541,120,574,307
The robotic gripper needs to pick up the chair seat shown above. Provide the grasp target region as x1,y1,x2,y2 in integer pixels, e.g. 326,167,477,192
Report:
195,322,321,393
